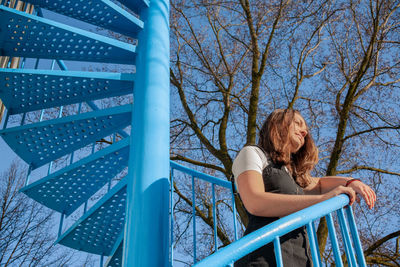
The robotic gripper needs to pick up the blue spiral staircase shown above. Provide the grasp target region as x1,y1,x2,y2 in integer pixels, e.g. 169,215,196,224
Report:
0,1,368,266
0,0,169,266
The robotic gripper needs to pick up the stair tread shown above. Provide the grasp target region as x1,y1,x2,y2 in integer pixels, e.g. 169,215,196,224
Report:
56,179,127,255
0,5,136,64
23,0,143,37
0,104,132,169
0,68,134,114
105,235,123,267
117,0,149,14
21,138,129,216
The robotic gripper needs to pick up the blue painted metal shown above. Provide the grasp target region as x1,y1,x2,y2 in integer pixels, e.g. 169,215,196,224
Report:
58,212,65,237
0,104,132,169
326,213,344,267
105,234,123,267
212,184,218,251
20,138,130,215
85,101,129,139
337,208,357,267
2,110,10,129
0,68,135,114
192,174,197,263
346,206,367,266
123,0,170,265
306,221,320,267
0,5,136,64
57,105,63,118
20,112,27,125
47,161,53,175
170,160,240,262
193,195,351,267
24,165,32,187
231,189,238,241
273,237,283,267
170,168,175,267
118,0,149,14
311,221,322,264
56,179,127,255
23,0,144,37
170,161,232,188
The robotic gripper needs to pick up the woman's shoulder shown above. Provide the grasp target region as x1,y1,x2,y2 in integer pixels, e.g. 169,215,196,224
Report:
232,145,270,177
239,145,269,162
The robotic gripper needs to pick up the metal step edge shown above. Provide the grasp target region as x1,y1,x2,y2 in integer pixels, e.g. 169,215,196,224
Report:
0,104,132,133
23,0,143,37
0,5,136,64
20,138,130,216
55,178,127,255
117,0,149,14
0,68,134,114
104,233,123,267
0,104,132,169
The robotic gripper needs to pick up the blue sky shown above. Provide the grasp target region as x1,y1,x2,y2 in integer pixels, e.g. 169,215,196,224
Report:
0,138,18,171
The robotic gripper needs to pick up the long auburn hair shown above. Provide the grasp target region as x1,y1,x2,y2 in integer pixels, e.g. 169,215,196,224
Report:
258,109,319,187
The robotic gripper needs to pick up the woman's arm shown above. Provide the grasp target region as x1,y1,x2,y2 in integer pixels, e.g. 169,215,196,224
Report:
304,176,376,209
237,170,357,217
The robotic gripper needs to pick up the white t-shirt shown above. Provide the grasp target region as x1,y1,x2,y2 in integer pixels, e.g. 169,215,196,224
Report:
232,146,270,193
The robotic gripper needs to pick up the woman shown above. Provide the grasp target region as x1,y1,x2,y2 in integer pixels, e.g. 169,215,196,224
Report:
233,109,376,267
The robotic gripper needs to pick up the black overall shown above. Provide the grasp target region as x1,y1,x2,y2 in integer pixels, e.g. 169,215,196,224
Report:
235,151,312,267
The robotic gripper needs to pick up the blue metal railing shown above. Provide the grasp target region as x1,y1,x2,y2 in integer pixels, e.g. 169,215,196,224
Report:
170,162,239,265
193,194,366,267
170,162,366,267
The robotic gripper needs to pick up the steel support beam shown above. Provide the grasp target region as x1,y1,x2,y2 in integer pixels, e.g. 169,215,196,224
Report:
123,0,170,266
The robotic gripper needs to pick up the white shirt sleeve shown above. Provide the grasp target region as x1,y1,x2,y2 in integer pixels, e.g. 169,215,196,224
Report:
232,146,269,192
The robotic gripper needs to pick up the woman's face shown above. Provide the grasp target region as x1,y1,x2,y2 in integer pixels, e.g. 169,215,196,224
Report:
288,113,308,153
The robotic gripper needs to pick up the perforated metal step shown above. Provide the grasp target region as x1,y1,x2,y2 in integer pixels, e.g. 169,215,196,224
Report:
0,5,136,64
0,68,134,114
23,0,143,37
105,235,123,267
20,138,130,215
0,104,132,169
56,179,127,255
118,0,149,14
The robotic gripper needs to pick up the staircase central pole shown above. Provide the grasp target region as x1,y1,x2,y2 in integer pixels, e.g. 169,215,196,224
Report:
123,0,170,266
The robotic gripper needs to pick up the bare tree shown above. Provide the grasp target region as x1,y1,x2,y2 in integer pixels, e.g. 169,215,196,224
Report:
170,0,400,265
0,161,87,266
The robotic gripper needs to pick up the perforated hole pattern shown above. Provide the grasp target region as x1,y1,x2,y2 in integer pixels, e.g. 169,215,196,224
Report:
1,72,131,112
30,0,140,32
107,243,123,267
68,187,127,254
33,145,129,214
8,111,131,167
3,10,135,63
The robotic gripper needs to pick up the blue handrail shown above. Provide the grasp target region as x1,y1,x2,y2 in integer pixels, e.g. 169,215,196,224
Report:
170,161,367,267
192,194,366,267
170,162,366,266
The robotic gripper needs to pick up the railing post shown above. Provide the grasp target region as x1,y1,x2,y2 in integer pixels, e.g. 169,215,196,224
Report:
326,213,344,267
345,206,367,267
337,208,357,267
170,168,175,267
306,222,321,267
231,189,238,241
212,184,218,251
58,212,65,238
123,0,170,266
273,237,283,267
192,175,197,263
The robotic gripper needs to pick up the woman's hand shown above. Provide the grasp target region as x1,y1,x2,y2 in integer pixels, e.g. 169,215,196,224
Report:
347,180,376,209
323,186,357,206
